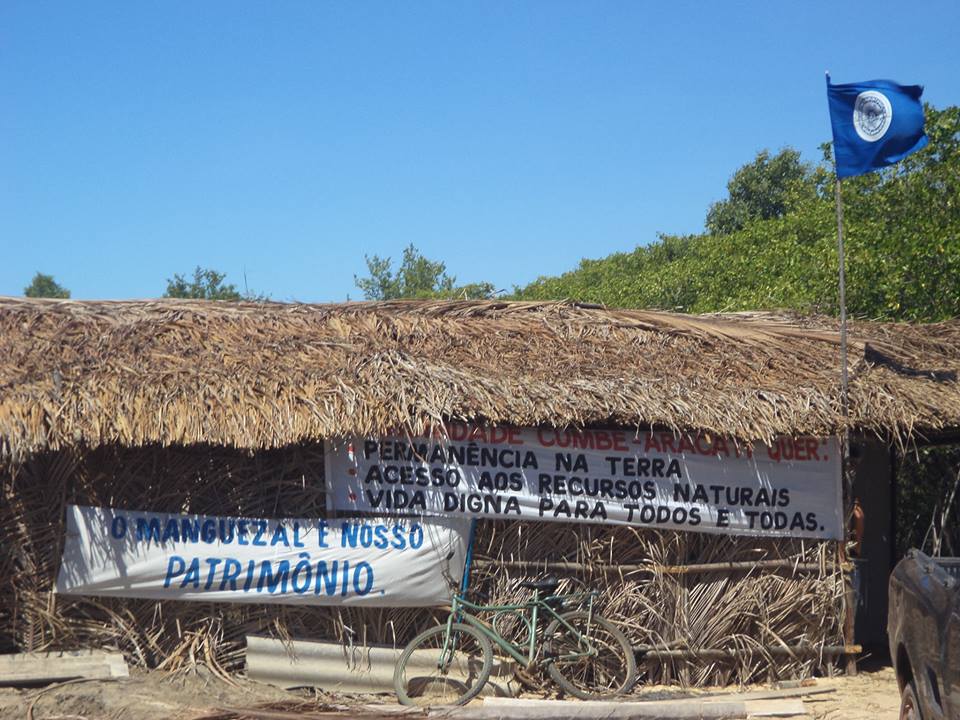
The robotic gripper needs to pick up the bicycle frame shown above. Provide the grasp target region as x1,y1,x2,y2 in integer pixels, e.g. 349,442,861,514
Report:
439,591,598,670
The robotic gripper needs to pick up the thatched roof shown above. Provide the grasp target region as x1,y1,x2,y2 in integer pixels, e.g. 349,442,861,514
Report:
1,297,958,461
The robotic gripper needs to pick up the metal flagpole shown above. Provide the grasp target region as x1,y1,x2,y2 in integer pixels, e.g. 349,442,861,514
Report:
825,69,856,670
833,174,857,676
827,72,850,429
835,178,849,427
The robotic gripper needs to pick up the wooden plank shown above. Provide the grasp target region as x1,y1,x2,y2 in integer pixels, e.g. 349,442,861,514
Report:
0,650,128,685
483,688,827,705
638,645,860,660
696,686,833,701
470,697,807,719
741,699,807,716
473,558,850,576
433,705,804,719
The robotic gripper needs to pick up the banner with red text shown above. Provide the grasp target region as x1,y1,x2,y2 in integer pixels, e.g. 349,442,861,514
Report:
325,426,843,539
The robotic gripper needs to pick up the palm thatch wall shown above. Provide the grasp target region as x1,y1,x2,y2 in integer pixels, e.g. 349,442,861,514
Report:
1,442,844,688
1,297,958,687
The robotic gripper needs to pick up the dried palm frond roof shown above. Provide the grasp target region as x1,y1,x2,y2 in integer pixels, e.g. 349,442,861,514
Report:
1,296,958,461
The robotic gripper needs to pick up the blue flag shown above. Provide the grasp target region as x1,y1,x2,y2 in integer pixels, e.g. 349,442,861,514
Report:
826,76,928,179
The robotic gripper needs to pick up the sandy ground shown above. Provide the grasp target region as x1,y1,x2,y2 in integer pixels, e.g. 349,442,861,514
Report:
0,667,308,720
801,667,900,720
0,665,903,719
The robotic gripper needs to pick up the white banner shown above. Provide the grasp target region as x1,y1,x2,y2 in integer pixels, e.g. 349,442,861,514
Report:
326,425,843,539
55,505,468,607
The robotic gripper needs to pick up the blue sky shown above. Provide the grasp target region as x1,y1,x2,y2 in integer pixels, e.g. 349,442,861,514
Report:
2,1,958,302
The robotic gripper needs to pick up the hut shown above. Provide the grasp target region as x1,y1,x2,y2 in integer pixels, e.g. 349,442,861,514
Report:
1,297,958,687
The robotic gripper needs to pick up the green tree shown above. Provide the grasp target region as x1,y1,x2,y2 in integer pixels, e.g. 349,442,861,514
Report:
835,104,960,321
516,104,960,323
164,267,254,301
24,272,70,299
705,149,819,235
355,244,495,300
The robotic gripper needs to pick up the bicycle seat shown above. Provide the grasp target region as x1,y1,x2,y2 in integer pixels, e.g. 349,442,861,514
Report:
519,576,560,596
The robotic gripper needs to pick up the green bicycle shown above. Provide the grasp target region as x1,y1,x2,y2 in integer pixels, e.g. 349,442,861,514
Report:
393,576,636,706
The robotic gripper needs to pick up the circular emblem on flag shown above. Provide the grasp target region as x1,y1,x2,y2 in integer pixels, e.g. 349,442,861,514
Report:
853,90,893,142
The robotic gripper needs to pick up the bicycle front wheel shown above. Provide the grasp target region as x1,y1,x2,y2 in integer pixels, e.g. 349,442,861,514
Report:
544,610,636,700
394,621,493,707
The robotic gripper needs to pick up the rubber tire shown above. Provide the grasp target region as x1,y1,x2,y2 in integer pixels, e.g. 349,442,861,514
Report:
394,622,494,707
899,680,923,720
544,610,637,700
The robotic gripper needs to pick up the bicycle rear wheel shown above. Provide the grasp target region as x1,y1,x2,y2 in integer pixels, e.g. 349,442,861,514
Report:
394,621,493,707
544,610,636,700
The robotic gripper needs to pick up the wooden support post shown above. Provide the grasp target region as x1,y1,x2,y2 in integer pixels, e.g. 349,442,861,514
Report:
843,561,858,676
